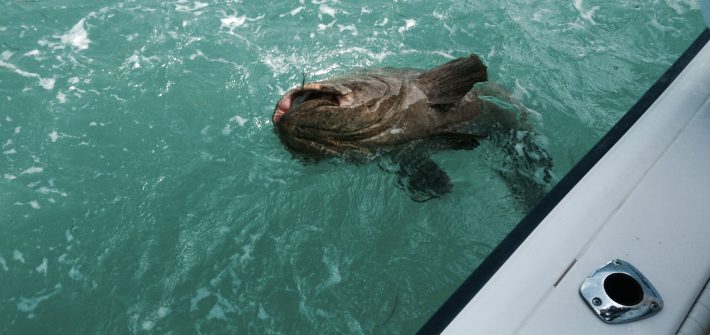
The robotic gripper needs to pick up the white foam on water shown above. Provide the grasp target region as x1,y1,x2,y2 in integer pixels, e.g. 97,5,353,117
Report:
69,266,83,280
15,126,21,134
275,85,287,96
432,51,455,59
17,285,61,317
0,60,55,90
4,174,17,180
47,185,62,196
126,54,141,69
56,91,67,103
261,52,295,77
36,185,67,196
318,20,337,31
39,77,56,90
1,50,13,60
337,24,358,36
229,115,248,126
207,304,226,320
190,287,211,311
665,0,697,15
221,15,246,29
219,13,264,35
13,250,25,263
65,229,75,242
175,1,209,13
258,305,269,320
29,200,41,209
433,10,447,20
22,167,44,174
158,80,174,97
189,49,204,60
60,19,91,50
110,94,126,102
573,0,599,25
398,19,416,33
68,77,80,84
202,291,237,319
3,148,16,155
319,4,336,18
24,49,40,57
531,9,553,23
0,255,8,271
375,17,389,26
49,130,59,142
514,79,531,99
487,46,497,60
157,306,171,318
650,17,680,33
141,321,155,331
222,124,233,135
35,258,48,275
286,6,305,16
137,305,172,331
338,47,392,63
0,26,6,31
321,252,342,288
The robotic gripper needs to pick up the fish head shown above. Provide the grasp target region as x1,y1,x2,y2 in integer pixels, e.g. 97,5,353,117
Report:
272,75,402,158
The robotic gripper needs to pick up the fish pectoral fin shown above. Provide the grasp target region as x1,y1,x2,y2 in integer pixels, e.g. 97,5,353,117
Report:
415,53,488,106
394,153,452,202
432,132,484,151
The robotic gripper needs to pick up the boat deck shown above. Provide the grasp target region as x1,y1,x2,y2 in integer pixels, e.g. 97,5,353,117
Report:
423,30,710,334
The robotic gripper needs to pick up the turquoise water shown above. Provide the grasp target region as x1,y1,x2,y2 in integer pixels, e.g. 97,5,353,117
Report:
0,1,704,333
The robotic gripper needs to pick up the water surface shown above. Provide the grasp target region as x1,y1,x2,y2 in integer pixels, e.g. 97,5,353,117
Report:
0,0,705,333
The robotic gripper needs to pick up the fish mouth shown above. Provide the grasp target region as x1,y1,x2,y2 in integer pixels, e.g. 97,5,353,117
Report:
272,83,352,124
272,94,292,124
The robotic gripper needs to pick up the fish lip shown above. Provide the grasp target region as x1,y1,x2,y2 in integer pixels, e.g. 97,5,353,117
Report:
272,83,350,125
273,93,292,124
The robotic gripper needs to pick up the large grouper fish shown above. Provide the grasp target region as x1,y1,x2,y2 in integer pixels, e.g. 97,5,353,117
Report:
272,54,551,202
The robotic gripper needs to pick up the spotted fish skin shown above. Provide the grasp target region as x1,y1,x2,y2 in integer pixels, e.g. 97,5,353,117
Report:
272,54,489,161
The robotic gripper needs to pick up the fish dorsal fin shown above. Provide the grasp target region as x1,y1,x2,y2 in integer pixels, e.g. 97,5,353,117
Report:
415,54,488,106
